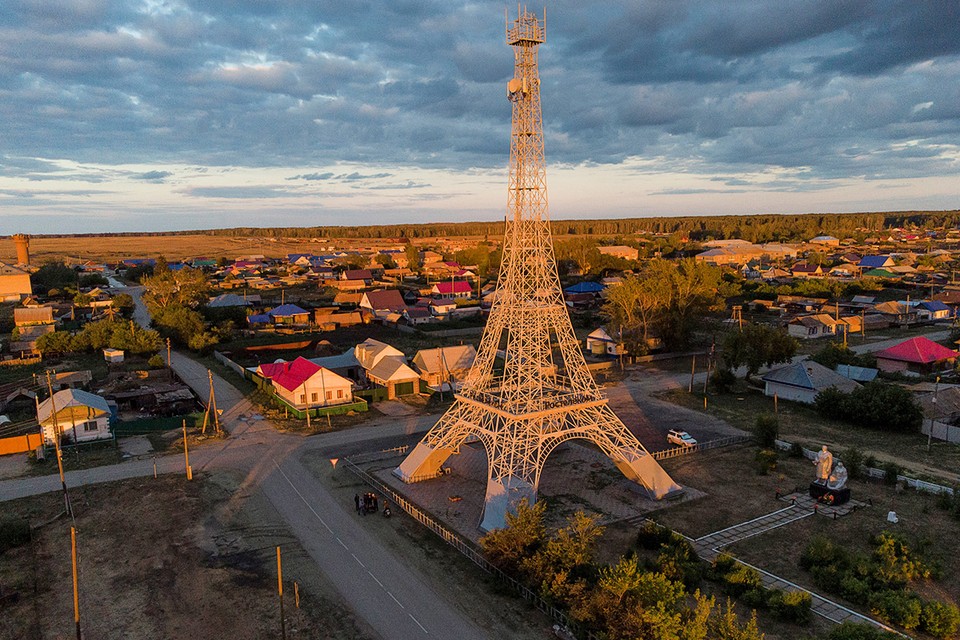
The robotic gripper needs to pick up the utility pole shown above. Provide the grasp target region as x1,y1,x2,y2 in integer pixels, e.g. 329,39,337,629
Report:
71,527,82,640
183,419,192,480
45,371,73,520
689,355,696,394
201,370,220,435
277,546,287,640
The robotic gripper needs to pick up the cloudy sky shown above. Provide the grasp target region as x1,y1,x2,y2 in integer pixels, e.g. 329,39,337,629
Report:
1,1,958,234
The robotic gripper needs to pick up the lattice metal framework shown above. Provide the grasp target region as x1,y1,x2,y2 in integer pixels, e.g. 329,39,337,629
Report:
394,9,681,531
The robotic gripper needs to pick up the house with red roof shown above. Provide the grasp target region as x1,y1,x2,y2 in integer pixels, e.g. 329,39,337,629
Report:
431,280,474,300
874,336,958,375
256,357,353,409
360,289,407,316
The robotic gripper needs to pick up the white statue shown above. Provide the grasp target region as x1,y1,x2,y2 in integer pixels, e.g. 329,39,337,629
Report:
813,445,833,484
827,462,848,490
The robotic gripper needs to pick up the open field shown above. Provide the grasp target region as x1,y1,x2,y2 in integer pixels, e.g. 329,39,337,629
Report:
0,472,373,640
0,233,489,265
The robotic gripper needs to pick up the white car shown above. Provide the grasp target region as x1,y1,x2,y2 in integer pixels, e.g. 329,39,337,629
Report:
667,429,697,447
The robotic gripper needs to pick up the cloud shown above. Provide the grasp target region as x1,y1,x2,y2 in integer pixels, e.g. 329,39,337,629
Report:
132,170,173,181
0,1,957,232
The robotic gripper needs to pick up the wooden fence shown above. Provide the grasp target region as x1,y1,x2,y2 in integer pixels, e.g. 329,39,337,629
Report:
0,432,42,456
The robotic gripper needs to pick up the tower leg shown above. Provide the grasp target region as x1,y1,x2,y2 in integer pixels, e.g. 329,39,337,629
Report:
610,451,682,499
480,474,536,532
394,401,481,482
393,441,455,482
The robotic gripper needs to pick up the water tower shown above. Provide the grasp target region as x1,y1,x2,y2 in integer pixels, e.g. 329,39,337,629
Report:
12,234,30,266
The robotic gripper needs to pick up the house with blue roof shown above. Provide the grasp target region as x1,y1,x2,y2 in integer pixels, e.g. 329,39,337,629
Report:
919,300,953,321
267,304,310,324
858,255,895,270
564,281,605,295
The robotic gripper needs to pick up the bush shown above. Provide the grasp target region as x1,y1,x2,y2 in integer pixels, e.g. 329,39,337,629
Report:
710,553,738,579
788,441,805,458
755,449,778,475
656,535,704,588
710,367,737,393
754,413,779,448
869,589,923,630
636,520,673,550
828,622,901,640
768,589,812,624
843,446,864,479
814,381,923,433
921,601,960,639
148,354,165,369
722,564,763,597
882,462,901,486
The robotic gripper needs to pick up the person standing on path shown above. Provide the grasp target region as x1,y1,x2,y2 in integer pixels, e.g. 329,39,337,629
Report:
354,493,360,514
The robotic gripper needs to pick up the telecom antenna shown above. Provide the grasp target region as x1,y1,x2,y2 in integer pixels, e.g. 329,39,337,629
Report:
395,8,681,530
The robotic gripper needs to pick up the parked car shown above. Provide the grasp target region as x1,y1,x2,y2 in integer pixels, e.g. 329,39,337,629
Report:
667,429,697,447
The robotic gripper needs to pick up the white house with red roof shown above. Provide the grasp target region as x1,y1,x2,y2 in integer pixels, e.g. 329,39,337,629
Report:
431,280,474,299
256,357,353,409
874,336,958,376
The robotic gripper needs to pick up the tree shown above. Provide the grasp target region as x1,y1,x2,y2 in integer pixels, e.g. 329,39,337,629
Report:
374,253,397,269
153,304,205,346
405,243,421,270
31,262,77,294
479,499,546,572
35,331,76,356
141,267,209,314
722,323,797,380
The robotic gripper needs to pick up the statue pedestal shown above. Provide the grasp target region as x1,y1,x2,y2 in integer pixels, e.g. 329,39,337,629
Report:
809,481,850,505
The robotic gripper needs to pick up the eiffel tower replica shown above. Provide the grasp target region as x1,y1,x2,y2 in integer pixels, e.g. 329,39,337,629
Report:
395,8,681,531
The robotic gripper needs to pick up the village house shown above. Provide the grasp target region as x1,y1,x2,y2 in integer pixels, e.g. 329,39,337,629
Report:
360,289,407,316
858,255,895,270
597,245,639,261
585,327,625,357
874,336,959,376
412,345,477,391
313,307,364,330
256,357,354,409
267,304,311,325
786,314,843,340
354,339,419,399
340,269,373,285
37,388,113,446
0,262,32,302
761,361,861,405
431,280,474,300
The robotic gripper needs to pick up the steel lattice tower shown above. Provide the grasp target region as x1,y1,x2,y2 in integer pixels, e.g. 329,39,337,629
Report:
395,9,681,531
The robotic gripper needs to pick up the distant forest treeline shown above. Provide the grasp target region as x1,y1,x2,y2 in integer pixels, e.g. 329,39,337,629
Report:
13,210,960,244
